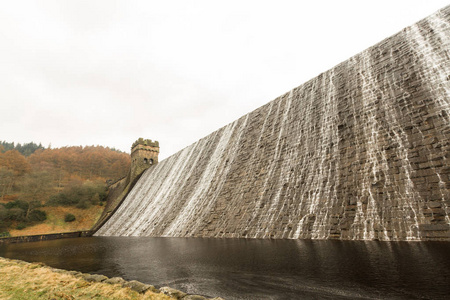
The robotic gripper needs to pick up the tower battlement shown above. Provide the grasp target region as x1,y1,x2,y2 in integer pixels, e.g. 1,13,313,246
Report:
130,137,159,179
132,138,159,150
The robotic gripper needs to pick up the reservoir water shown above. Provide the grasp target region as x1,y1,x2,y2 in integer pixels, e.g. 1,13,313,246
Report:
0,237,449,299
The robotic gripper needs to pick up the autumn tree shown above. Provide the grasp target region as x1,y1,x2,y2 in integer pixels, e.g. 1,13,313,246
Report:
0,167,14,200
27,146,130,182
0,150,31,198
0,150,31,176
19,171,53,218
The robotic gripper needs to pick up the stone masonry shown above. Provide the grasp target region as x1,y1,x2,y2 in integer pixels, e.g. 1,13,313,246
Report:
130,138,159,181
96,6,450,241
91,138,159,233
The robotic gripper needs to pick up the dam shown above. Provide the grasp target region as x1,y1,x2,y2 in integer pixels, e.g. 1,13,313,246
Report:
96,5,450,241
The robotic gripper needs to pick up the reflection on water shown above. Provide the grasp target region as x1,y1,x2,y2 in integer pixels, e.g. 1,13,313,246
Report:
0,237,449,299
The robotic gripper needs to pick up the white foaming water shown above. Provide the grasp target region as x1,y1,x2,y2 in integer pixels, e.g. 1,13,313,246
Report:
407,18,450,226
96,7,450,240
165,116,249,236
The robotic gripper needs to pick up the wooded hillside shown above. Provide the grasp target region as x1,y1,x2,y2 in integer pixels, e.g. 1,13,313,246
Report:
0,141,131,236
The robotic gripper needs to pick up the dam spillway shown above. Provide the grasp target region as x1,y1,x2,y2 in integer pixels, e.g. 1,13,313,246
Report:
96,6,450,241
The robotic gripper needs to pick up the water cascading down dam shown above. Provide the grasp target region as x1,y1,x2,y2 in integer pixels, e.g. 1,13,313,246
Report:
96,6,450,241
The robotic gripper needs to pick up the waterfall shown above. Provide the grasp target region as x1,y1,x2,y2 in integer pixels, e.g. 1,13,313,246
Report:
95,5,450,241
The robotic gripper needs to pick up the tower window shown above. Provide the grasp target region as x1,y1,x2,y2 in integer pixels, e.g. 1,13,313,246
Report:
143,158,154,165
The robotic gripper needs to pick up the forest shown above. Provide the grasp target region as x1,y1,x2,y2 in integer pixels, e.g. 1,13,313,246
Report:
0,141,130,236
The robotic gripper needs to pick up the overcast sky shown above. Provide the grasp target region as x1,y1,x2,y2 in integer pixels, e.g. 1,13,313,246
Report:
1,1,448,160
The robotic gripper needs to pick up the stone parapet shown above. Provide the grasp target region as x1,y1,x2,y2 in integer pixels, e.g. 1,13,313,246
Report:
132,138,159,150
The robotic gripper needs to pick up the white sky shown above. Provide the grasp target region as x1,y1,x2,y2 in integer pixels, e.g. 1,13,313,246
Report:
1,1,448,160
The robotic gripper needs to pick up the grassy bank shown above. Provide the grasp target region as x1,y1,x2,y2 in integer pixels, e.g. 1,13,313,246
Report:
7,205,103,237
0,257,172,300
0,202,104,237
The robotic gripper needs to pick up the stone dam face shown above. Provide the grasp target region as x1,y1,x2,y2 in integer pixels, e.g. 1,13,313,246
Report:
96,6,450,241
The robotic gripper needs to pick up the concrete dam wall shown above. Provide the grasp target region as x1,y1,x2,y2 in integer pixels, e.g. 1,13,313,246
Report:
96,6,450,241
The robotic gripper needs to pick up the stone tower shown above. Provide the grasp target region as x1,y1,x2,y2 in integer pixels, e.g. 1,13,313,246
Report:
130,138,159,180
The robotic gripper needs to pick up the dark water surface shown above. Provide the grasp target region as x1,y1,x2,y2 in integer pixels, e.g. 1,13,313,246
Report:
0,237,449,299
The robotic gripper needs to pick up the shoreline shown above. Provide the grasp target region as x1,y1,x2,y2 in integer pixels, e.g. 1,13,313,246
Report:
0,231,93,244
0,257,223,300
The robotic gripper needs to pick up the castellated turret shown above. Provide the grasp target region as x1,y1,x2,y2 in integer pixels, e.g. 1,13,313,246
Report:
130,138,159,180
89,138,160,233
